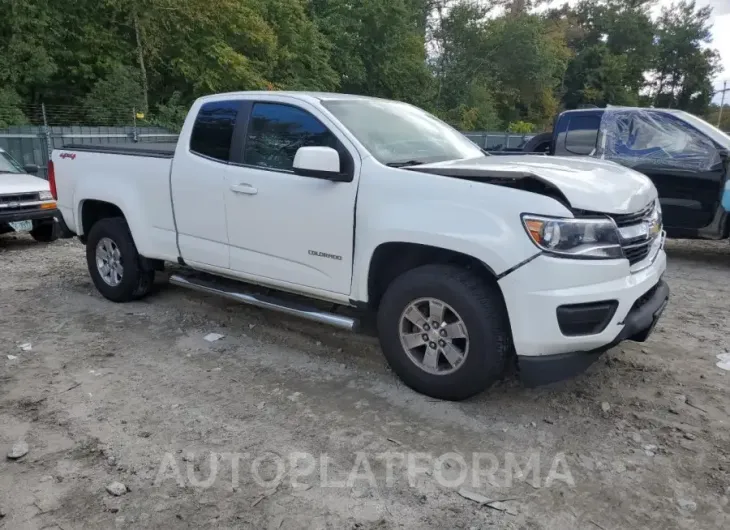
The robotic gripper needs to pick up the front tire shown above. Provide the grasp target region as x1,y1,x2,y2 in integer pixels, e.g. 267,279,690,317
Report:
30,221,58,243
377,265,512,401
522,132,552,153
85,217,154,302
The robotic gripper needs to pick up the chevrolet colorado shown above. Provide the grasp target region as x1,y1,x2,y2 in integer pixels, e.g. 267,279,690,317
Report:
51,92,669,400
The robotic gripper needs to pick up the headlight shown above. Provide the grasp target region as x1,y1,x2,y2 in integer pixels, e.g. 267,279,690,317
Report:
522,214,623,259
39,190,53,201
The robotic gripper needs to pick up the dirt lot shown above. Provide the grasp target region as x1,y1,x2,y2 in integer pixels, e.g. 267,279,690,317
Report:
1,235,729,529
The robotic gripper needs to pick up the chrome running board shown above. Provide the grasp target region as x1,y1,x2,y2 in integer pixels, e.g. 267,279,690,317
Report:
169,273,358,331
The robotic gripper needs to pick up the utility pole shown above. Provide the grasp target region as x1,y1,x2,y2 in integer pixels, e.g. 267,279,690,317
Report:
717,80,728,129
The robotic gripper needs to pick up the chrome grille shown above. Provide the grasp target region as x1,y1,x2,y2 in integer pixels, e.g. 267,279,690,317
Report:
608,202,655,228
621,239,652,265
0,192,40,212
606,201,660,266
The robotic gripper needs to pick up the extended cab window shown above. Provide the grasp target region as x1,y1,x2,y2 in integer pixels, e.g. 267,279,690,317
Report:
565,115,600,155
243,103,337,171
189,101,241,162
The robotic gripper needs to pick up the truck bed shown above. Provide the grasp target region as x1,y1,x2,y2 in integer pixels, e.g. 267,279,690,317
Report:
52,143,178,261
63,143,177,158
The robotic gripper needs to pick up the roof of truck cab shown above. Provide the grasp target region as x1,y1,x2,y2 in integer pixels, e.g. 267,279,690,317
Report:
198,91,387,104
559,106,730,147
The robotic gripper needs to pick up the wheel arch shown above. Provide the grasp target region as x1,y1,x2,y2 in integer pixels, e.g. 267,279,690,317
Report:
365,242,504,311
78,199,125,241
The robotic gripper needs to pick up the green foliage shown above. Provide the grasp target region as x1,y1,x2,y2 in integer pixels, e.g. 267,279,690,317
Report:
146,92,189,132
442,83,501,131
651,0,720,113
563,43,639,108
311,0,433,106
0,88,28,128
507,121,535,134
84,65,145,125
704,105,730,132
559,0,654,109
431,6,570,130
0,0,722,130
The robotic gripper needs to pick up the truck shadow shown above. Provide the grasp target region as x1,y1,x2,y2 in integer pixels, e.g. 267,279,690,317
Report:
664,238,730,268
0,233,41,251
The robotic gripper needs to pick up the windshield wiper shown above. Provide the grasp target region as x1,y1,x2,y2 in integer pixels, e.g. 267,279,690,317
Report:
386,160,429,168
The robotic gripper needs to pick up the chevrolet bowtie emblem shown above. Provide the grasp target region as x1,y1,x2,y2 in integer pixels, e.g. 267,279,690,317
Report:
647,217,661,237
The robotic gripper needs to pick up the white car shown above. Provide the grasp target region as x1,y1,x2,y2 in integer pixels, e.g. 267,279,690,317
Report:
50,92,669,400
0,148,60,242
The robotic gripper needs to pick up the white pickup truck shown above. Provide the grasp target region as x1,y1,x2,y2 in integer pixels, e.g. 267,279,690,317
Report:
51,91,669,400
0,148,60,242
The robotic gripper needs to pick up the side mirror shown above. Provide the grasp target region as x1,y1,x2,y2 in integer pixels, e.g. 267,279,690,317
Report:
24,164,39,175
293,146,351,182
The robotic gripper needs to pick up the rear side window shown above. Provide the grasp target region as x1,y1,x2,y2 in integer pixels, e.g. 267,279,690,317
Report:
565,115,600,155
243,103,338,171
189,101,241,162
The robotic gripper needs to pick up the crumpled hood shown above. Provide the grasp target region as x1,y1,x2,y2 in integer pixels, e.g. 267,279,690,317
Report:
0,173,50,195
413,155,657,214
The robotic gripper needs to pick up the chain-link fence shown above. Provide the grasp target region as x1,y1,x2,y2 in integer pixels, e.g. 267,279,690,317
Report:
0,103,178,179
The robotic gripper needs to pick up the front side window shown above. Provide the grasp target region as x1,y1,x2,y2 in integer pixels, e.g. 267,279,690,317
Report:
189,100,241,162
565,115,600,155
601,110,721,171
243,103,338,171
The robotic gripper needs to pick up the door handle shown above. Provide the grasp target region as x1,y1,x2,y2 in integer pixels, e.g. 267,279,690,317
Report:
230,183,258,195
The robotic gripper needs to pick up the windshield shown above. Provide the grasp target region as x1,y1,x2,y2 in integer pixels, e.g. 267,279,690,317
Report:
0,151,24,174
322,98,484,165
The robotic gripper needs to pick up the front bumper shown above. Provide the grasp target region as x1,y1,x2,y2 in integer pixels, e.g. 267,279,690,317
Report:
498,238,668,385
518,280,669,386
0,208,60,225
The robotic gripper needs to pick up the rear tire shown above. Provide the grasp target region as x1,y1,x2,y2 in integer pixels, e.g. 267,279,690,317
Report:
30,221,58,243
377,264,512,401
85,217,154,302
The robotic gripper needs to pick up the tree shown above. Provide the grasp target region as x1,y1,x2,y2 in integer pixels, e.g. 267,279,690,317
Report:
430,5,567,129
0,0,723,131
483,14,570,126
0,0,58,103
311,0,434,106
559,0,655,109
0,88,28,128
651,0,720,114
562,43,639,108
83,65,145,125
430,1,496,125
704,104,730,132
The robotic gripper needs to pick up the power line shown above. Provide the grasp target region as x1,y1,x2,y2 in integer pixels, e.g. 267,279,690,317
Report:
716,81,728,128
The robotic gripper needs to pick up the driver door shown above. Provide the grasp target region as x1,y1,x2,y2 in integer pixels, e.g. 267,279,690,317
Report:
224,101,360,295
603,111,724,231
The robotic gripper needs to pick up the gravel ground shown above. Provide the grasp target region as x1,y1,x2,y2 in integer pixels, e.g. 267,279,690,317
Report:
1,235,729,529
